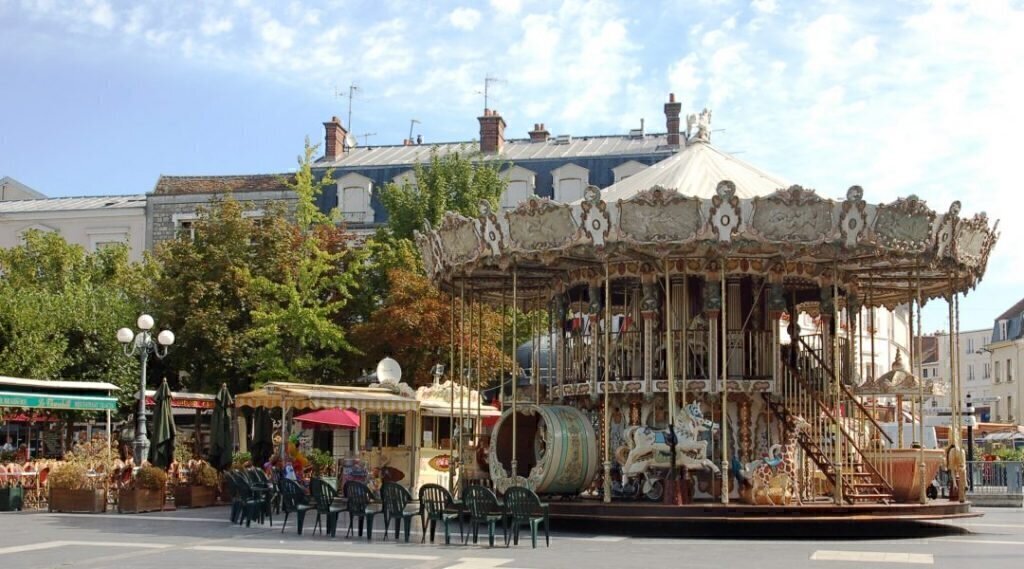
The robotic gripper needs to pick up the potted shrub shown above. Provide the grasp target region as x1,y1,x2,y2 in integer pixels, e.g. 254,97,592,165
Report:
173,461,219,508
0,477,24,511
118,465,167,513
308,448,336,488
49,463,107,513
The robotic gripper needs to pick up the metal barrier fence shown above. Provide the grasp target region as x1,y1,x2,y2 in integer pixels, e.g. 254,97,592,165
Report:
966,461,1024,494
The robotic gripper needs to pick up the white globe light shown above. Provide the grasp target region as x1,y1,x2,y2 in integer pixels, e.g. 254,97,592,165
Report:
137,314,155,331
157,330,175,347
116,327,134,344
376,357,402,385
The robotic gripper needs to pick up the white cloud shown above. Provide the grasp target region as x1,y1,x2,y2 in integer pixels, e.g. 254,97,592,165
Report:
751,0,776,14
448,7,482,30
260,19,294,50
201,15,233,36
490,0,521,16
88,0,115,29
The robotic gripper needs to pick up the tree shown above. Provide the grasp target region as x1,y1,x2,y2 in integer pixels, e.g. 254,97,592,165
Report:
377,146,507,240
351,268,512,387
0,230,148,407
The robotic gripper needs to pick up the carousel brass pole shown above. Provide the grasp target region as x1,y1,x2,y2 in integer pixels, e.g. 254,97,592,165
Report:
720,270,729,504
603,260,613,503
666,261,677,437
477,290,483,442
954,292,967,502
681,262,689,409
449,289,456,492
459,279,466,482
534,297,541,406
511,268,519,479
832,276,842,504
916,269,926,504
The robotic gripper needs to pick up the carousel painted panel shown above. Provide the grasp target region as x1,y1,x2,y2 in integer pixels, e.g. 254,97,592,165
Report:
748,186,834,244
955,216,993,268
489,404,599,495
436,213,482,266
504,197,578,253
872,196,935,252
616,188,704,244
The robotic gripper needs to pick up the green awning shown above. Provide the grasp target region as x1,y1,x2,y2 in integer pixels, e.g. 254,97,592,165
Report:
0,391,118,411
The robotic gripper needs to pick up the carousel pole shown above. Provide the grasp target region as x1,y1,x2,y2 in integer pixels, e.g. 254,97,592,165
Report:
511,268,519,479
449,289,456,492
954,292,967,502
916,269,927,504
477,291,483,439
681,263,689,409
459,280,466,481
603,261,613,503
832,276,842,504
665,259,680,504
720,271,729,504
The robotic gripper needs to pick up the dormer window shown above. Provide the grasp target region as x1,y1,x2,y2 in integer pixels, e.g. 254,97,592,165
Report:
999,319,1008,341
336,173,374,224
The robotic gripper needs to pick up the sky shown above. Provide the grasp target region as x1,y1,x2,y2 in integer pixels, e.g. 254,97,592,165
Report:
1,0,1022,333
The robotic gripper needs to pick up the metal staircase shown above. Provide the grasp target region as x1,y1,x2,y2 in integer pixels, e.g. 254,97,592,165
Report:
767,337,895,505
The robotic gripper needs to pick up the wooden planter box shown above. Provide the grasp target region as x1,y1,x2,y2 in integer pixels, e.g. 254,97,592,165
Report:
49,488,107,513
174,485,216,508
118,488,165,514
0,486,24,511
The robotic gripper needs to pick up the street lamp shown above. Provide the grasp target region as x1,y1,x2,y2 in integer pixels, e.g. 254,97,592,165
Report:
117,314,174,466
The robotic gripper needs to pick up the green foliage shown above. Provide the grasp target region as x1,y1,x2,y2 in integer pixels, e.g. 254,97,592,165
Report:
174,438,194,465
135,465,168,491
194,462,220,487
992,447,1024,461
307,448,334,476
378,146,507,241
231,451,252,469
0,231,148,408
48,463,91,491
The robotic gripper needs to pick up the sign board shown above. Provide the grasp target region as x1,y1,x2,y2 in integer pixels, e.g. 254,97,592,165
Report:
925,415,979,428
967,396,1000,404
0,391,117,411
926,407,976,414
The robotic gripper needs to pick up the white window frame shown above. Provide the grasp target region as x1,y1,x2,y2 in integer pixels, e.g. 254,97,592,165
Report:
337,173,374,224
551,163,589,203
500,166,536,211
171,212,200,241
611,160,648,183
999,320,1008,340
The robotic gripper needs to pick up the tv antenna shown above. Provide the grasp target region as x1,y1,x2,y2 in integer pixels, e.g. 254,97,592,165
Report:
408,119,420,142
359,132,377,145
477,74,505,110
335,82,360,134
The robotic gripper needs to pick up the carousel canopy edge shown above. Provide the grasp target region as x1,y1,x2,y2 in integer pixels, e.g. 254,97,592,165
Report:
415,184,997,305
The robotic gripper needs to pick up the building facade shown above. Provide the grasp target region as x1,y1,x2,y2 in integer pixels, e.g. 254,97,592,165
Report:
985,298,1024,424
932,328,993,417
0,194,148,262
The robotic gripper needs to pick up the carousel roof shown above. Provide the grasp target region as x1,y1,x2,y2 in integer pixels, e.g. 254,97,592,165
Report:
854,352,944,397
416,110,999,308
598,141,789,202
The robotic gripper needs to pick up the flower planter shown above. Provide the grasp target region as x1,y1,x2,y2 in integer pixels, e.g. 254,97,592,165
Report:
49,488,107,513
173,485,216,508
118,488,165,514
0,486,24,511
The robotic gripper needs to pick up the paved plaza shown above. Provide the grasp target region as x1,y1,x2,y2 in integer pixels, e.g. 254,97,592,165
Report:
1,506,1022,569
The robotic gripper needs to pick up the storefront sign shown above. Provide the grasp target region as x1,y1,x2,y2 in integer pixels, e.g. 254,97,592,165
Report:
0,391,117,411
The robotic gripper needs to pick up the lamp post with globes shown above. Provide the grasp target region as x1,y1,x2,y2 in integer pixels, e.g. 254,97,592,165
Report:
117,314,174,466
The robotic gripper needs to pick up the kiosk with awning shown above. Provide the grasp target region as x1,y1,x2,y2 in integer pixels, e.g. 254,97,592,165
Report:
0,376,120,459
142,389,218,454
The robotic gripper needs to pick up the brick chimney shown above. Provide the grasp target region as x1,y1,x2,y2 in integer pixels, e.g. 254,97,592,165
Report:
478,109,507,154
323,116,348,161
528,123,550,143
664,93,682,146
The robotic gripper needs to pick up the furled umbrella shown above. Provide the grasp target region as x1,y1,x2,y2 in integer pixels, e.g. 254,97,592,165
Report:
207,383,234,471
147,379,176,468
249,407,274,468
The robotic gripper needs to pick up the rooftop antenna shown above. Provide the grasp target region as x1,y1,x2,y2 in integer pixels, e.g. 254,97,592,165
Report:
359,132,377,145
408,119,421,142
335,82,360,134
477,74,505,110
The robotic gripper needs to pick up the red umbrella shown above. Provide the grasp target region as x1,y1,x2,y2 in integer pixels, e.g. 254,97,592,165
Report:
294,408,360,429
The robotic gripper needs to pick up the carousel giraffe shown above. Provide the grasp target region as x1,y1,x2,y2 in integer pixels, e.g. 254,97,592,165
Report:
745,414,810,505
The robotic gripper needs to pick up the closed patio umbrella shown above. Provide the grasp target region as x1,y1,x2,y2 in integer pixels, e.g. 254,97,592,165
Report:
147,380,176,468
250,407,274,468
207,383,234,470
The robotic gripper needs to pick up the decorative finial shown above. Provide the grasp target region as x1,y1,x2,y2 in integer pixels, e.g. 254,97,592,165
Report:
583,185,601,204
846,185,864,201
685,108,713,144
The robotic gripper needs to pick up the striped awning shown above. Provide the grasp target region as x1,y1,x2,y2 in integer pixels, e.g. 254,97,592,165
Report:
234,381,419,413
419,400,502,418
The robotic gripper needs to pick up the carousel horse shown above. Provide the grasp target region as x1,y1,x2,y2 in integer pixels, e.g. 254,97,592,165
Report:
618,403,721,496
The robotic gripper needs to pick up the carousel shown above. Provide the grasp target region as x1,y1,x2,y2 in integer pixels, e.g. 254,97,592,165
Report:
414,109,999,522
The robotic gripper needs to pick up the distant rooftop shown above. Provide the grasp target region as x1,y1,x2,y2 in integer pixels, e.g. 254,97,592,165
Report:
0,194,146,213
153,174,295,195
0,176,46,201
316,133,675,169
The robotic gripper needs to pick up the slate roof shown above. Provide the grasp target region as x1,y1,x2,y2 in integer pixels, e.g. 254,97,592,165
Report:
152,174,295,195
992,296,1024,343
0,195,146,213
920,336,939,365
316,134,674,168
0,176,46,200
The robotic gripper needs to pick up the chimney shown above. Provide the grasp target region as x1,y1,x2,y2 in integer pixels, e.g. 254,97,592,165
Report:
528,123,550,143
478,108,507,154
323,116,348,161
664,93,682,146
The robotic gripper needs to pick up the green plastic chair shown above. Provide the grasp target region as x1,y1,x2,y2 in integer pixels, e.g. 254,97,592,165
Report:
503,486,550,548
462,485,506,547
310,478,345,537
343,481,381,539
418,483,463,544
277,478,313,535
379,482,417,542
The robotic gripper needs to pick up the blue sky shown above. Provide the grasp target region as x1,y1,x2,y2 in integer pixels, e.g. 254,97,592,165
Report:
1,0,1021,332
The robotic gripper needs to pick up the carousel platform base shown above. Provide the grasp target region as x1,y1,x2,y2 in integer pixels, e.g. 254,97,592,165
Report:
547,499,977,526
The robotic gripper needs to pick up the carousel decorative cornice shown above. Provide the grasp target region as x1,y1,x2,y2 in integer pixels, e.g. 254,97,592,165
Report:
415,167,998,307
